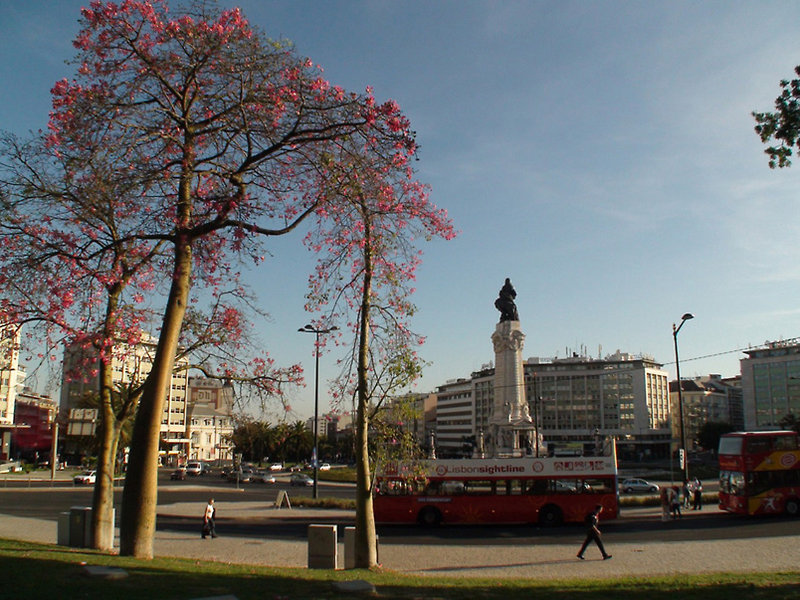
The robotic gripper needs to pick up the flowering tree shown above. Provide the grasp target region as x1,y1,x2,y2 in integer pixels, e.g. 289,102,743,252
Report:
0,130,169,551
304,129,456,567
1,132,299,551
12,0,422,559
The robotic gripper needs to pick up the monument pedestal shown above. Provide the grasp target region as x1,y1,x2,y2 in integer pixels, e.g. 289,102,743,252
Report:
488,320,536,457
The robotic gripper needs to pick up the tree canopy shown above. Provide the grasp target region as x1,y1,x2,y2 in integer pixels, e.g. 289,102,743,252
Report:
1,0,436,559
754,65,800,168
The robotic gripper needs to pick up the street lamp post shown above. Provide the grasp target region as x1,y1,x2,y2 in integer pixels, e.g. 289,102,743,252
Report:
673,312,694,483
298,324,338,499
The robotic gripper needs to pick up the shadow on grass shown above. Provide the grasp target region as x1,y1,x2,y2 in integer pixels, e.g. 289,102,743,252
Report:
3,539,800,600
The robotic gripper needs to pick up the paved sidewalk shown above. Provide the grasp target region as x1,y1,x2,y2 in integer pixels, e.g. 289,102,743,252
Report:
1,499,797,580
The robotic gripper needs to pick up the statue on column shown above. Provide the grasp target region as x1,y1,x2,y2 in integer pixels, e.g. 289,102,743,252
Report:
494,278,519,322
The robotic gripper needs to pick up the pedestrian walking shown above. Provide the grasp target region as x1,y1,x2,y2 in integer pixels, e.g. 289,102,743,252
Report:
202,497,217,539
692,478,703,510
682,479,691,509
669,486,682,519
577,504,612,560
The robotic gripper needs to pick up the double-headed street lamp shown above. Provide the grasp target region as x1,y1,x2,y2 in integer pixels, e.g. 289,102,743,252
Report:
298,324,338,499
672,312,694,483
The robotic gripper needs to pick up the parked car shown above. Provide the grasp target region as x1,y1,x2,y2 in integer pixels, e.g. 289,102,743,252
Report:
73,470,96,485
250,470,276,484
318,463,331,471
290,473,314,487
621,478,660,493
227,467,253,483
289,464,304,472
269,463,284,472
170,468,186,481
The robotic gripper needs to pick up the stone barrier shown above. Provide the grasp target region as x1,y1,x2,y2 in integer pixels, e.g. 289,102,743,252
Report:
307,524,337,569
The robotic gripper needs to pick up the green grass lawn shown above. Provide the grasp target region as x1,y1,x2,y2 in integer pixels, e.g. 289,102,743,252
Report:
3,538,799,600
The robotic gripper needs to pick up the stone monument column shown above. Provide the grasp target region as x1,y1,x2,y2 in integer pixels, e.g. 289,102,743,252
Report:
491,320,527,423
489,278,534,457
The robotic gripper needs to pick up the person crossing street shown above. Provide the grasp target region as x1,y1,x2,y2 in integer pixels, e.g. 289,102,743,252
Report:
577,504,612,561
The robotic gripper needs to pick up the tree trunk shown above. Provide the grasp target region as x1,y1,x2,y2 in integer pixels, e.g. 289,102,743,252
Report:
91,292,123,551
354,209,378,568
119,237,192,558
90,399,119,551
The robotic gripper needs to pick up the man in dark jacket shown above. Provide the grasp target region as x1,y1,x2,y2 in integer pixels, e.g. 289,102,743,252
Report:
577,504,612,560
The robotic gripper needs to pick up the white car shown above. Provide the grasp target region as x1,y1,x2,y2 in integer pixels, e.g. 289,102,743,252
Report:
319,463,331,471
185,461,210,476
73,470,96,485
269,463,284,472
621,478,660,493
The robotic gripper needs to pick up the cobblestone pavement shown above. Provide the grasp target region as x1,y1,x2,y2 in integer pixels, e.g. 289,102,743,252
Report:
1,498,797,580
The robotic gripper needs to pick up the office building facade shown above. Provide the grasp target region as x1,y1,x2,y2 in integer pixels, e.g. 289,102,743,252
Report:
433,351,672,460
741,339,800,430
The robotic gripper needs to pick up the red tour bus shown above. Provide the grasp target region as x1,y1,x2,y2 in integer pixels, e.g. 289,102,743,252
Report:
718,430,800,516
373,448,618,527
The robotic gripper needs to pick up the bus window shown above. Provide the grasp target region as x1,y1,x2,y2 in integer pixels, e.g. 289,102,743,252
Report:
441,481,465,495
378,479,420,495
424,480,444,495
464,480,493,495
552,479,577,493
749,470,788,496
499,480,519,495
525,479,547,495
718,436,742,455
719,471,729,494
746,437,771,454
730,471,744,495
775,436,798,450
584,478,611,493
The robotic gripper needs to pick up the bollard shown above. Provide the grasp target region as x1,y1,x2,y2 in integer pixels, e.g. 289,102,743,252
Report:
307,524,337,569
344,526,379,569
57,512,70,546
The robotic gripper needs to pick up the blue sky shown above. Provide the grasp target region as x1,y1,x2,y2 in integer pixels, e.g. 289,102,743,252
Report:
3,1,800,421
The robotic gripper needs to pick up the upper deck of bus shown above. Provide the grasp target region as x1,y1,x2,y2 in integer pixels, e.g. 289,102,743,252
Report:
376,453,617,481
718,430,800,472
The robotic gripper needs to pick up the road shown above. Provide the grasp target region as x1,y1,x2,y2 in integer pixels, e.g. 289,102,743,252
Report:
0,470,351,519
2,471,798,548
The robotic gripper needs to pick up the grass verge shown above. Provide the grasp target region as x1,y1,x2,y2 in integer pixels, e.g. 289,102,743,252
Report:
3,538,799,600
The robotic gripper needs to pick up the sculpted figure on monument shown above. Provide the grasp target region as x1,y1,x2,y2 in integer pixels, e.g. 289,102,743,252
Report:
494,278,519,322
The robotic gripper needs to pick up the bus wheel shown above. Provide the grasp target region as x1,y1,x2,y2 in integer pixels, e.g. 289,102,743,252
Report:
786,498,800,517
417,506,442,527
539,505,563,527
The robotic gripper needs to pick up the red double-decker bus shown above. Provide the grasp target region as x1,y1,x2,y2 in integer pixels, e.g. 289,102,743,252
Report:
373,449,618,527
718,430,800,516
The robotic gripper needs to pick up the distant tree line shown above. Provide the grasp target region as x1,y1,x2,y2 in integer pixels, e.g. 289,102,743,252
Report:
228,417,356,465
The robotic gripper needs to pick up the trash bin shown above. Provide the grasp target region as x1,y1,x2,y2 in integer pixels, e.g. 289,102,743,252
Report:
69,506,92,548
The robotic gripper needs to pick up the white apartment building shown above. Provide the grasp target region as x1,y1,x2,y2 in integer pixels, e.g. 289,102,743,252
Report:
187,377,234,464
60,335,190,465
0,326,24,461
